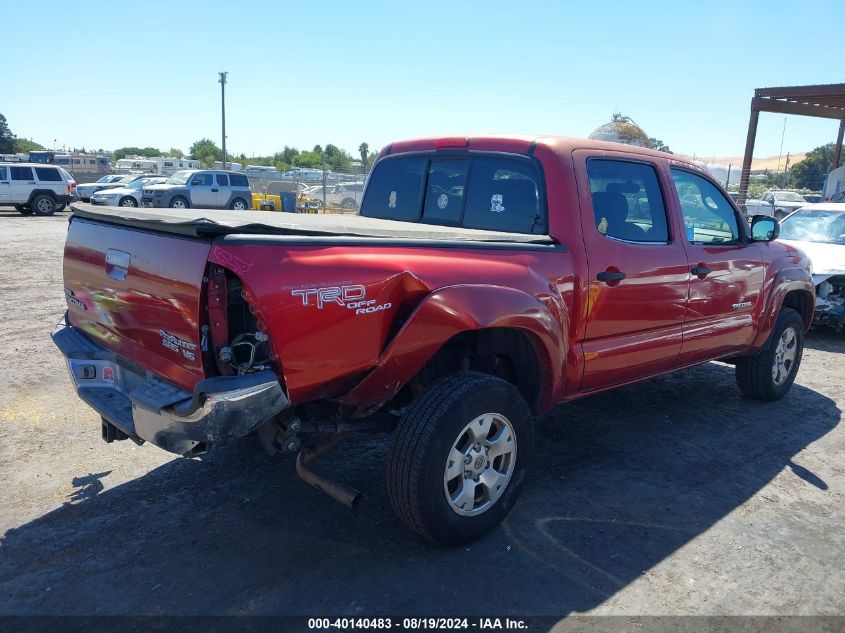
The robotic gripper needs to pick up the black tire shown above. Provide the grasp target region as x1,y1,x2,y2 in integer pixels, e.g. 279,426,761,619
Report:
31,194,57,216
340,198,358,211
118,196,137,208
736,307,804,401
230,197,248,211
169,196,189,209
386,371,533,545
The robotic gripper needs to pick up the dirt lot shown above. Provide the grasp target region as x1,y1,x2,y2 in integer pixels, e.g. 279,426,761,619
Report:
0,208,843,617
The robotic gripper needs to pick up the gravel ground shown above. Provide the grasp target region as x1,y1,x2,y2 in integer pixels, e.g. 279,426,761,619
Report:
0,208,842,617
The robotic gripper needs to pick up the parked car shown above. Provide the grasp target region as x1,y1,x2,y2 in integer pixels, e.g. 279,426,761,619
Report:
778,203,845,332
54,135,814,545
0,163,76,215
304,181,366,211
90,176,167,207
803,194,823,203
745,190,807,219
140,169,252,210
76,174,133,202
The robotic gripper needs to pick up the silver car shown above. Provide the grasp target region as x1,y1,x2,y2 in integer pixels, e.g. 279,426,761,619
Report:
91,177,167,207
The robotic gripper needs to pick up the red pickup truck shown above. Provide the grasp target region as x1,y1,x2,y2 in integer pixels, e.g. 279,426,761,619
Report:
53,135,814,544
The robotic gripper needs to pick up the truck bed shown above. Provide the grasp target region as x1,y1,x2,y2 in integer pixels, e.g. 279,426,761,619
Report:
69,203,554,244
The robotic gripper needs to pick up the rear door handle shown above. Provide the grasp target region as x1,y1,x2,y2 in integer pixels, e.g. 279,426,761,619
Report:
691,265,713,278
596,270,626,282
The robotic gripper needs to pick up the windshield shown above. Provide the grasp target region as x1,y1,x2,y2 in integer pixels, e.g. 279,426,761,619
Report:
779,210,845,245
776,192,805,202
167,170,193,185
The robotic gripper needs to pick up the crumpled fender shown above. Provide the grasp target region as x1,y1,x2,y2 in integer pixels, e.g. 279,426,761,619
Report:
339,284,567,412
750,266,815,351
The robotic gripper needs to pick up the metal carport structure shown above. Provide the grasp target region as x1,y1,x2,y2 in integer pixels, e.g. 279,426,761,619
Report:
738,83,845,205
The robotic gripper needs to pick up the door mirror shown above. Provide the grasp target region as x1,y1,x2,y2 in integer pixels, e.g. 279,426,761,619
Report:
751,215,779,242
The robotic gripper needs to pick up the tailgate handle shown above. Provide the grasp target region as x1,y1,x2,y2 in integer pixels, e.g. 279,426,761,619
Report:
105,249,130,281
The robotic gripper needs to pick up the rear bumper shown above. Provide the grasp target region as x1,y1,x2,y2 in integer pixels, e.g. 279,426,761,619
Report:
51,316,289,456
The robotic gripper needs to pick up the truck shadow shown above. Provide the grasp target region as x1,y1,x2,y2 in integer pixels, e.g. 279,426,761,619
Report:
0,362,838,616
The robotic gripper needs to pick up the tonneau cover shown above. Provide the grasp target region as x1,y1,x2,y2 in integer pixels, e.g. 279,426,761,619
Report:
69,203,553,244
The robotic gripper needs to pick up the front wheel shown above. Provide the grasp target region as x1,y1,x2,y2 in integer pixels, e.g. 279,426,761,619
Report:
169,196,188,209
118,196,137,207
735,307,804,401
386,371,533,545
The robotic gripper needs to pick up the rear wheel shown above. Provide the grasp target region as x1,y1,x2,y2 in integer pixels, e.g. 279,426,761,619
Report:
31,194,57,216
230,197,248,210
118,196,137,208
169,196,188,209
340,197,358,211
386,371,533,545
736,307,804,401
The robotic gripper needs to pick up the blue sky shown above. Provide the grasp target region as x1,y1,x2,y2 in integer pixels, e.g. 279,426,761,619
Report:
2,0,841,160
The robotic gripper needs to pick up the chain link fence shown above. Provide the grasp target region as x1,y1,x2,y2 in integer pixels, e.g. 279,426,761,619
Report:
246,164,371,214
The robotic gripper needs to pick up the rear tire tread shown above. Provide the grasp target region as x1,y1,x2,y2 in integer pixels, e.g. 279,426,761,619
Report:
386,371,512,542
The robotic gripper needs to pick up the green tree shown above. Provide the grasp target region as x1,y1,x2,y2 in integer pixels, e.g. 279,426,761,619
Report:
788,143,834,190
112,146,162,161
15,138,45,153
648,137,672,153
0,113,15,153
189,138,223,167
358,142,369,166
166,147,184,158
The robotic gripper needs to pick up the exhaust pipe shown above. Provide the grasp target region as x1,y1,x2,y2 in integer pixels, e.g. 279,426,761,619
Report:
295,433,361,508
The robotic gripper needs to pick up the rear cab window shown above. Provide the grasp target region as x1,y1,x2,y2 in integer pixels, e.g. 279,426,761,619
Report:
361,154,546,234
586,159,669,243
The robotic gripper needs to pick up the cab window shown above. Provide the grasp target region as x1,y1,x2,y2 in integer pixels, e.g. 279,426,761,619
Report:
671,169,741,244
361,156,427,222
586,159,669,243
423,160,468,224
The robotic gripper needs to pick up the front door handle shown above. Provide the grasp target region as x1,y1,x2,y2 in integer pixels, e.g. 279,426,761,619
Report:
596,270,626,283
691,265,713,279
211,188,219,192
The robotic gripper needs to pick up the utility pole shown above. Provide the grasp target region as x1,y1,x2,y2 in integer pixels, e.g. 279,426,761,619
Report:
218,71,228,170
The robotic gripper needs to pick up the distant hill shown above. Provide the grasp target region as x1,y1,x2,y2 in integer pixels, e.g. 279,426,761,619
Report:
678,152,807,172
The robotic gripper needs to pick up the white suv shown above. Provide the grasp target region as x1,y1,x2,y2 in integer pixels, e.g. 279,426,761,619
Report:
0,163,77,216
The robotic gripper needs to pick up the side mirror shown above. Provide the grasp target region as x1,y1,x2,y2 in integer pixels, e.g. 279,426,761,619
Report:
751,215,779,242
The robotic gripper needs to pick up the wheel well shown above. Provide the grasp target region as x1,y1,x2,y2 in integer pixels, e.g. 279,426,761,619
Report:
27,190,57,204
407,328,544,413
783,289,810,326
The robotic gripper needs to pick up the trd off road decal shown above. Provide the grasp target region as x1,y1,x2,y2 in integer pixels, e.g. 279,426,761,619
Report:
291,285,392,315
160,329,198,361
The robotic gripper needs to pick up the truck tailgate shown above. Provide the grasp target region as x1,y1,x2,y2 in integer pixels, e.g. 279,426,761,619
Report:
63,217,211,392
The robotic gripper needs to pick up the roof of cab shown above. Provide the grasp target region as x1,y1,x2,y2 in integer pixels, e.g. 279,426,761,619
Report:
383,134,693,164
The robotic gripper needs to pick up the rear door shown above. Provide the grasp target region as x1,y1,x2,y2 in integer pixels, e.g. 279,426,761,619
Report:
10,165,35,203
574,152,690,392
188,172,216,207
215,173,230,207
669,168,765,362
63,218,212,392
0,166,9,203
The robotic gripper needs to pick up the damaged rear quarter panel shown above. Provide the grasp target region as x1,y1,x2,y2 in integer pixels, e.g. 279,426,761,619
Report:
209,241,573,406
